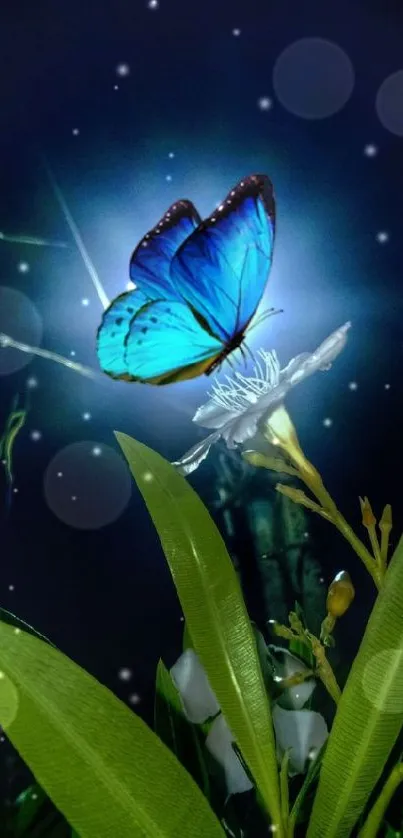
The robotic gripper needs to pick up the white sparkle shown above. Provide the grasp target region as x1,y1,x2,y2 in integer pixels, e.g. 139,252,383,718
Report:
30,430,42,441
232,27,241,36
323,417,333,428
70,350,76,357
179,615,185,622
116,63,130,77
92,446,102,457
129,692,141,705
168,151,175,159
142,471,154,482
114,84,119,91
166,174,172,182
26,376,38,389
0,737,4,743
81,298,90,307
119,667,133,682
17,261,30,273
147,0,159,8
82,412,91,421
126,281,135,290
376,231,389,244
8,585,14,591
72,128,80,136
384,383,391,390
348,381,358,390
364,144,378,157
319,576,325,584
57,471,63,478
13,487,18,494
71,495,77,501
257,96,273,111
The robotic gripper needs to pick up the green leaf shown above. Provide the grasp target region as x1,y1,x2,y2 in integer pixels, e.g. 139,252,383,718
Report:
0,620,225,838
307,536,403,838
115,433,283,831
0,608,53,646
13,784,47,836
154,659,210,797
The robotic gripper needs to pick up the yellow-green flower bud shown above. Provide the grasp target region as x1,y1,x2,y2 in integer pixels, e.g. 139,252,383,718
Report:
326,570,355,618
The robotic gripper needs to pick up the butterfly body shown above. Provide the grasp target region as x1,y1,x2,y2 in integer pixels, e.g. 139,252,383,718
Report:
97,174,276,384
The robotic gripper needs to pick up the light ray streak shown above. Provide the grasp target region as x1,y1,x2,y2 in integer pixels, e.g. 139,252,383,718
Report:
43,160,110,310
0,232,68,248
0,334,98,379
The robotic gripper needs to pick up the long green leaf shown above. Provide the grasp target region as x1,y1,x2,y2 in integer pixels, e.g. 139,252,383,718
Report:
0,621,225,838
115,433,283,832
307,536,403,838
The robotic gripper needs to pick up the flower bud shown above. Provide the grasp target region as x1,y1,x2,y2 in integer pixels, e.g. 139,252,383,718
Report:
326,570,355,618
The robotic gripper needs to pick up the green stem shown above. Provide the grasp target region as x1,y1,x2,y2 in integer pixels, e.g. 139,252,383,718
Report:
280,751,290,832
358,761,403,838
266,426,383,590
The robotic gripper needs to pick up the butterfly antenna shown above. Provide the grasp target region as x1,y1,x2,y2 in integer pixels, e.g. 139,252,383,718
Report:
249,306,283,334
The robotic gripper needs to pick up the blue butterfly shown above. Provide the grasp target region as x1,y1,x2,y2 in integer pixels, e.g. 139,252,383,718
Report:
96,174,276,385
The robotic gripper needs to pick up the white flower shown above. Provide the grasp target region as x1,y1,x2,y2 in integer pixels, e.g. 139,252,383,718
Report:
170,649,328,794
270,645,316,710
173,322,351,475
272,705,328,775
170,649,220,723
206,714,254,794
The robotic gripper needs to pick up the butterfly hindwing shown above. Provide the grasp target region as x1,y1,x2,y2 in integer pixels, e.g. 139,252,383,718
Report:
129,199,201,299
169,174,275,342
124,299,223,384
96,288,149,379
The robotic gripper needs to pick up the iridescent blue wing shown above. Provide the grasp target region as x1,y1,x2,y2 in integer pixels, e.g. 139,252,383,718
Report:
96,288,150,379
169,174,275,342
123,300,223,384
129,199,202,299
97,200,202,379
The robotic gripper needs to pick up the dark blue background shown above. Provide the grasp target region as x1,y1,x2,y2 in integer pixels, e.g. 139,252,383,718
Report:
0,0,402,731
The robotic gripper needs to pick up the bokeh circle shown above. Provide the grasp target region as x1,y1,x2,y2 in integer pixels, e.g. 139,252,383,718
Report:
44,441,132,529
273,38,355,119
0,286,43,374
362,649,403,714
0,671,19,729
376,70,403,136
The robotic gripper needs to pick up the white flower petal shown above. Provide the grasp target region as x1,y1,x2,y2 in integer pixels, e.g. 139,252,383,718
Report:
288,323,351,386
206,715,253,795
279,353,310,384
173,430,222,476
272,706,328,775
193,398,239,429
270,646,315,710
170,650,220,723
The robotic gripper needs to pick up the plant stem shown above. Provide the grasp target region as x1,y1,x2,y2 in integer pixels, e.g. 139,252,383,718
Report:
358,761,403,838
263,416,383,589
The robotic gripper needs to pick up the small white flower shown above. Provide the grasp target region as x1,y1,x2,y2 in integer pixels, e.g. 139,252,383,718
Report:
206,714,253,794
270,645,316,710
170,649,220,723
174,323,351,475
272,705,328,775
170,649,327,793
